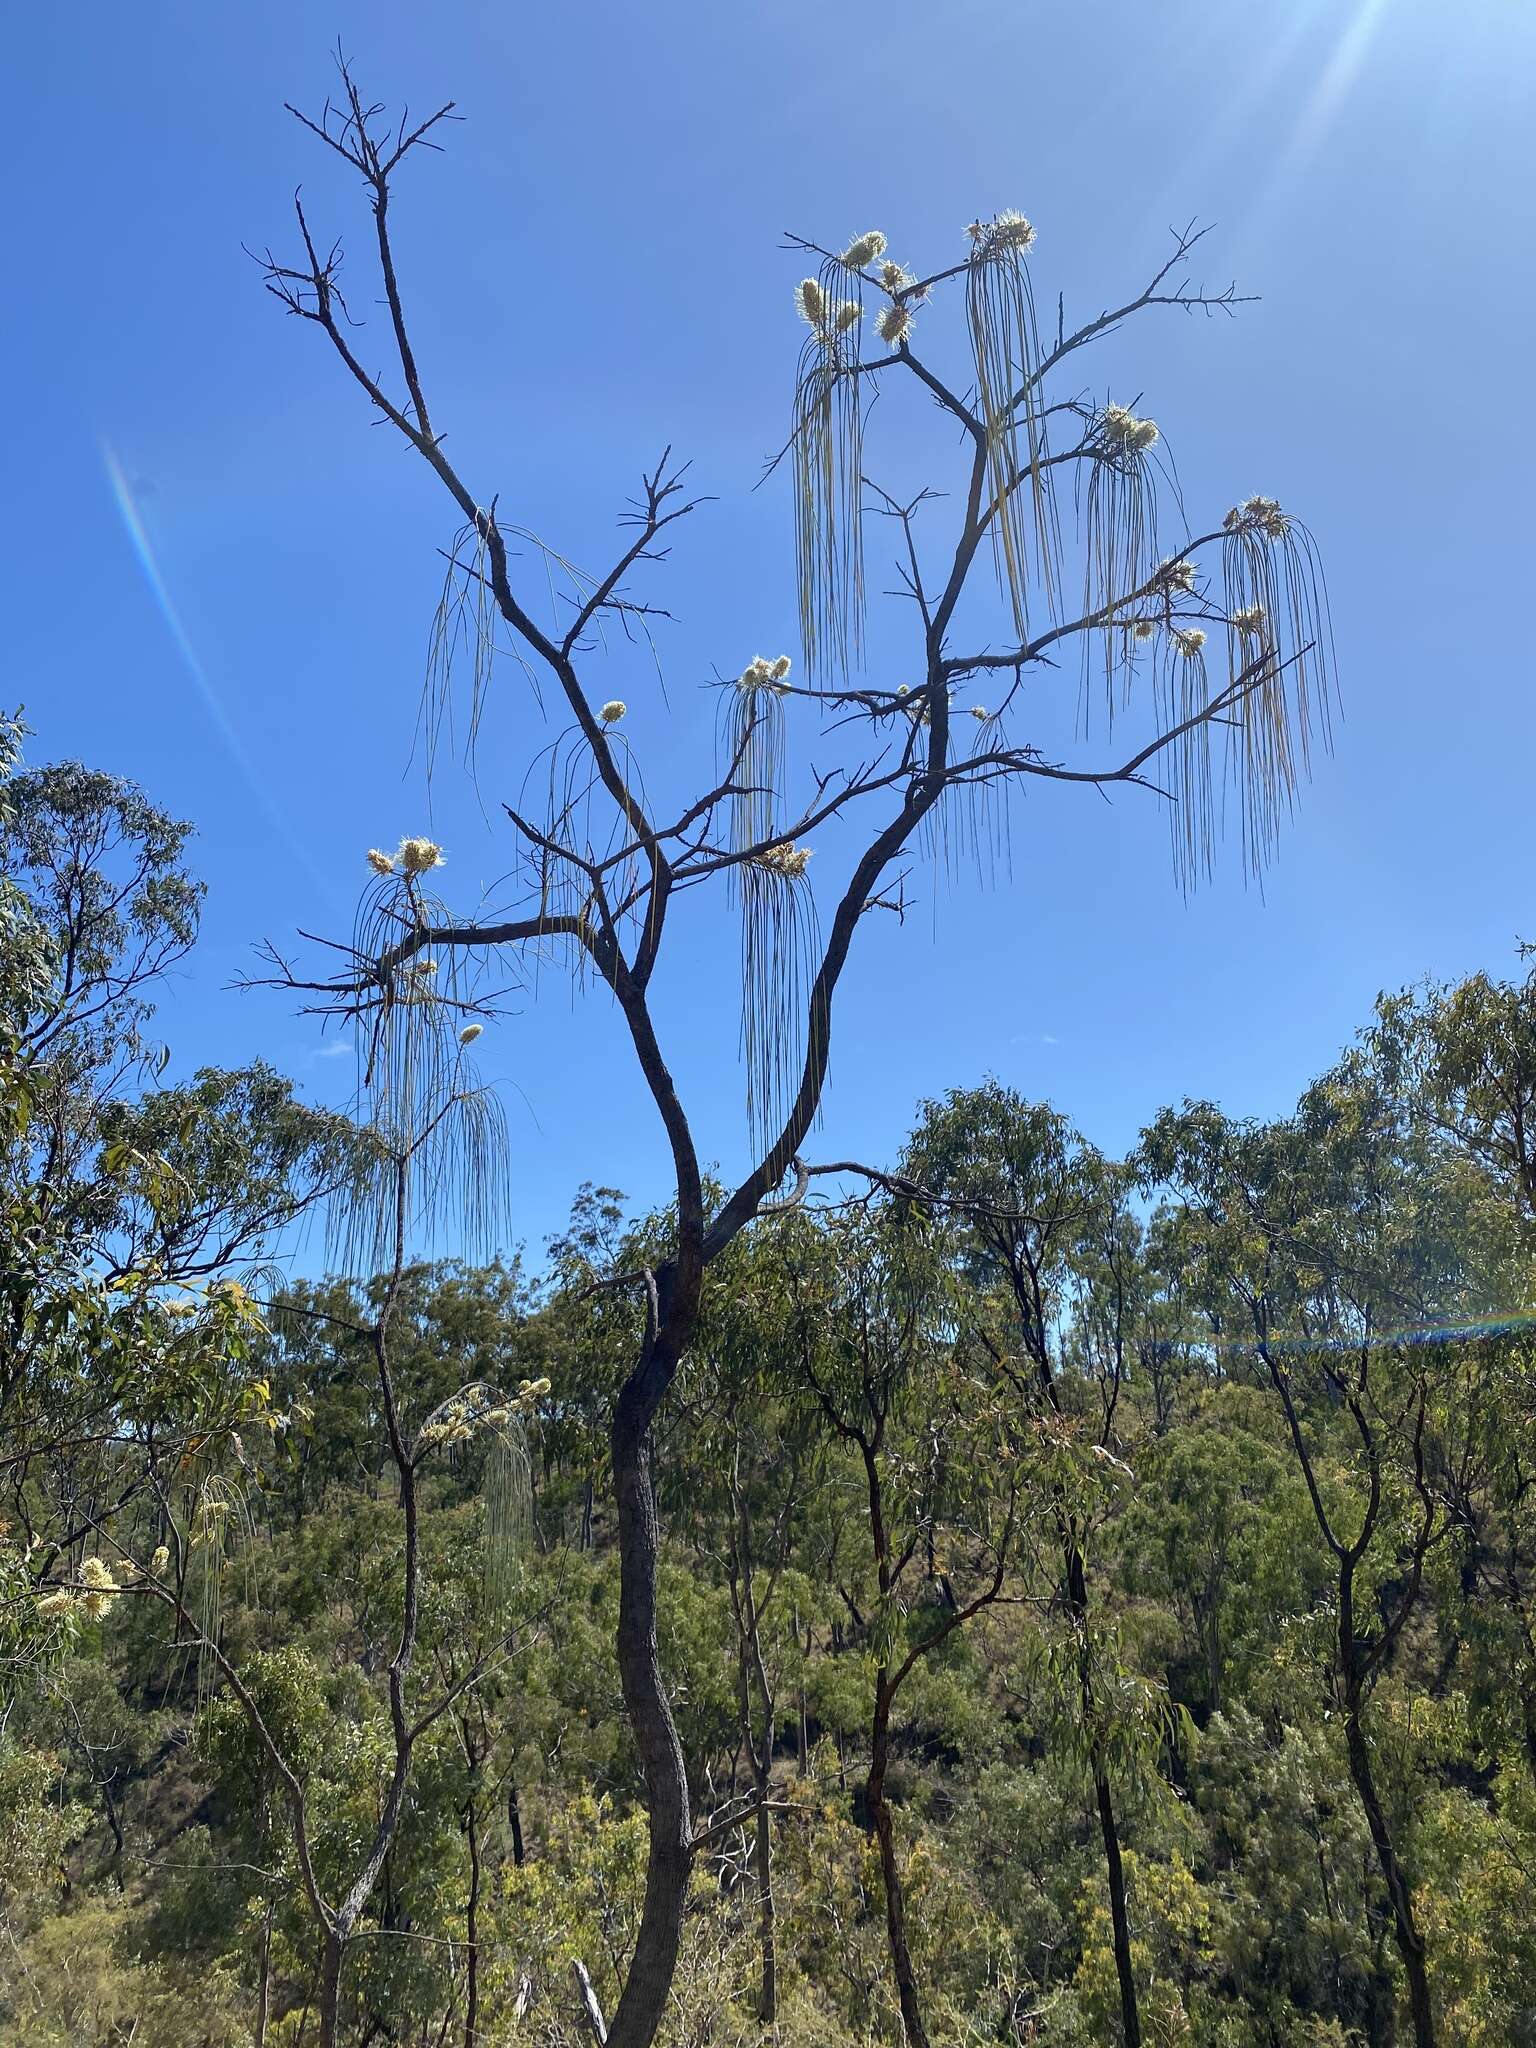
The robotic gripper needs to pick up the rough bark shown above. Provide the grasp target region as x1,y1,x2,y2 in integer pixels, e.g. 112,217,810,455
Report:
605,1357,695,2048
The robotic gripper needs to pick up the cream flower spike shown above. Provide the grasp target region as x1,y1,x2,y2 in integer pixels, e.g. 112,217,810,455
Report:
841,230,888,269
396,837,444,875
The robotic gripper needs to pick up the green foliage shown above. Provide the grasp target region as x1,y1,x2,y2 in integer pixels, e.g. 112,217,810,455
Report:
16,722,1536,2048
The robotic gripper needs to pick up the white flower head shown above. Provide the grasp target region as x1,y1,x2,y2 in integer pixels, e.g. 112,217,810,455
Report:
876,303,911,346
754,843,815,880
1157,556,1199,594
1176,628,1208,658
970,705,990,723
366,848,396,877
396,837,445,876
973,210,1035,253
1230,604,1266,638
770,655,792,682
841,230,888,269
834,299,862,334
458,1022,484,1046
794,277,825,326
1225,495,1289,539
1100,405,1158,454
600,700,627,724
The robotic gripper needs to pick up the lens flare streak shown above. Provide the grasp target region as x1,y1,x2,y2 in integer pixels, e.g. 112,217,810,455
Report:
101,441,335,903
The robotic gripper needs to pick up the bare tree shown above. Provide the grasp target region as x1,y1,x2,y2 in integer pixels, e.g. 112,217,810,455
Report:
252,55,1333,2048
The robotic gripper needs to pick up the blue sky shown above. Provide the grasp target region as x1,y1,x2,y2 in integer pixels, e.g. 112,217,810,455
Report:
7,0,1533,1263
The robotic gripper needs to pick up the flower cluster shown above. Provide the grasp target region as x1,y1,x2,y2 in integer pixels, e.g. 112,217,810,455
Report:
876,303,912,346
1131,618,1158,643
367,838,446,878
417,1377,552,1453
1099,404,1160,455
794,278,861,342
458,1021,484,1046
38,1555,124,1622
600,700,627,724
968,210,1036,253
739,654,794,694
753,843,815,880
400,838,444,875
1224,495,1289,539
840,230,888,269
1174,628,1208,659
1156,556,1199,594
1230,604,1267,638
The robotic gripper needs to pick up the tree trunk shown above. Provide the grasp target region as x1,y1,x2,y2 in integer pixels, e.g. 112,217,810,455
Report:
867,1681,929,2048
755,1790,777,2022
464,1799,482,2048
255,1902,273,2048
1343,1700,1434,2048
605,1373,694,2048
1063,1536,1140,2048
1094,1769,1140,2048
317,1928,345,2048
508,1777,526,1866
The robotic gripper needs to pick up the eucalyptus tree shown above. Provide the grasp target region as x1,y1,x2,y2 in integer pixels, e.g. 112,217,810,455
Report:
253,55,1335,2046
1140,1065,1486,2048
670,1225,834,2026
775,1202,1017,2048
2,744,540,2042
0,719,352,1290
1374,960,1536,1231
903,1083,1158,2047
0,718,351,1715
1371,964,1536,1792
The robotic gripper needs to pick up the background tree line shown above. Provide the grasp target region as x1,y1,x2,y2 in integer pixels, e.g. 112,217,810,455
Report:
5,719,1536,2047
